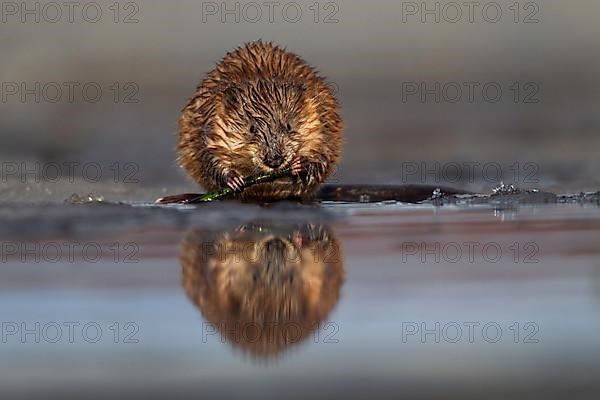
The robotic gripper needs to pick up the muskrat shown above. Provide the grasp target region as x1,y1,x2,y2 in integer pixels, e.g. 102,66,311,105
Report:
177,40,343,201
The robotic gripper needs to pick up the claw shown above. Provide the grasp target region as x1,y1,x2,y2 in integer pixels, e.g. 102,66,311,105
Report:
291,156,309,176
225,171,245,192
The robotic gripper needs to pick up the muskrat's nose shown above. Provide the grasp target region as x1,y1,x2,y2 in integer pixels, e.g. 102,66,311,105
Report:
263,155,284,169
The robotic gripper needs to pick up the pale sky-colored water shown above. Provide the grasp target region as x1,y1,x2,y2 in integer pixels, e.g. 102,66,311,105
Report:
1,203,599,398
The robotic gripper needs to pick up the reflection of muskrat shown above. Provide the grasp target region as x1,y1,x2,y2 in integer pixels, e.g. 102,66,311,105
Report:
181,223,344,359
178,40,343,201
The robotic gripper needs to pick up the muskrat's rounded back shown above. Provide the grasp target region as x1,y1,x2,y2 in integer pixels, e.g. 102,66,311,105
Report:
178,41,343,201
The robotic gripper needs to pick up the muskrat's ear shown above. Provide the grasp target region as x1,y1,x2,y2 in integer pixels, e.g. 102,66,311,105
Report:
223,86,242,111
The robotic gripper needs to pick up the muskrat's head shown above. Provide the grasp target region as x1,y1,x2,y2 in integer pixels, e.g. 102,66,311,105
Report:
214,79,321,174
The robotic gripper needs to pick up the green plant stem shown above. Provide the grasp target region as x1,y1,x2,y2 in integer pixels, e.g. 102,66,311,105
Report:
186,168,293,203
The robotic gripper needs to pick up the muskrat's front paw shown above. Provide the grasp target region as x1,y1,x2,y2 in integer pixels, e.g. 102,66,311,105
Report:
224,171,245,192
291,156,310,176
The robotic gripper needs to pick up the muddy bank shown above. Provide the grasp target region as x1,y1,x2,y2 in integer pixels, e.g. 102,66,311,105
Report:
0,184,597,241
317,184,599,206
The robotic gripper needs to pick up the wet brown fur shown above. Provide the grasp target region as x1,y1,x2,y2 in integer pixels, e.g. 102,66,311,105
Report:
178,41,343,201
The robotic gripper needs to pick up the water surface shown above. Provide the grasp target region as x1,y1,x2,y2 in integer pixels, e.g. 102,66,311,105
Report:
1,201,599,399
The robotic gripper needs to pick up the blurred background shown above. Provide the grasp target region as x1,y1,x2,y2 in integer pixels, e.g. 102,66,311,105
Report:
1,0,599,201
2,4,600,398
